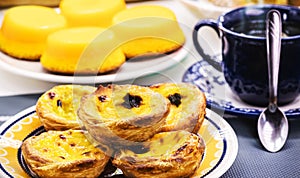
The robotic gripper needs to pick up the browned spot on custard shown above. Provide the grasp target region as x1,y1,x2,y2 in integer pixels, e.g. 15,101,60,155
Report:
98,95,107,102
59,134,66,140
82,151,91,156
159,138,164,144
167,93,181,107
48,92,56,99
59,156,65,159
70,143,76,147
122,93,143,109
57,99,62,107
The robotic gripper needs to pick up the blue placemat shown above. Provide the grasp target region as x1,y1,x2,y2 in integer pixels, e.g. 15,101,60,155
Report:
0,94,40,115
221,116,300,178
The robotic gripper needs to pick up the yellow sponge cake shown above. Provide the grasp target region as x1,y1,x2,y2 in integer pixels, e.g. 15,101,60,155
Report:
112,5,185,58
60,0,126,27
0,5,66,60
40,27,126,74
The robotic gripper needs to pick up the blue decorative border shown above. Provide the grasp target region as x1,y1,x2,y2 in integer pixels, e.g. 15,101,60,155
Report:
17,126,45,178
183,60,300,119
202,116,227,177
0,110,35,178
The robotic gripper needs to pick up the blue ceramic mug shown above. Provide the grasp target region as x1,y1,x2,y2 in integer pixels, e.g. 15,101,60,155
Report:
193,4,300,106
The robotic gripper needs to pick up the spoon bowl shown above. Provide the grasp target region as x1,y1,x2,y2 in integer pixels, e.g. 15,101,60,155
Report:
258,104,288,152
257,10,289,152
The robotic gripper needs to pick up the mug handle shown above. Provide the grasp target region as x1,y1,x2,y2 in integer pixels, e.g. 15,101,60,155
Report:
193,19,222,71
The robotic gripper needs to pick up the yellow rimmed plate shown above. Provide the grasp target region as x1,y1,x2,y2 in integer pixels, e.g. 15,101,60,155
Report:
0,106,238,178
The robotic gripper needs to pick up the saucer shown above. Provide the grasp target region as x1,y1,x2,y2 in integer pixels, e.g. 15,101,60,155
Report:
182,60,300,118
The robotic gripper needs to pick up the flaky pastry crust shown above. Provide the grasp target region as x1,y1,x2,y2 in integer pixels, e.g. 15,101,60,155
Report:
112,130,205,178
150,83,206,133
36,85,96,131
21,129,110,178
77,84,170,150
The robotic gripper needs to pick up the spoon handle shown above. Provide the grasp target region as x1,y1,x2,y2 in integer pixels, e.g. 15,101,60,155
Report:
266,10,282,107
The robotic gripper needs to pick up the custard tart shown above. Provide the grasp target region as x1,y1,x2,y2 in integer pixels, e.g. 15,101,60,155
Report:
150,83,206,133
21,129,110,178
36,85,96,131
112,130,205,178
77,84,170,150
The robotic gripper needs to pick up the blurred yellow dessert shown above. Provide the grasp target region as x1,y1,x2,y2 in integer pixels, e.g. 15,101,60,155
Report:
59,0,126,27
112,5,185,58
0,0,61,7
40,27,126,74
0,5,66,60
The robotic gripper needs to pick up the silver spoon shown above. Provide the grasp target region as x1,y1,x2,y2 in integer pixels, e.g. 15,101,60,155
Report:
257,10,289,152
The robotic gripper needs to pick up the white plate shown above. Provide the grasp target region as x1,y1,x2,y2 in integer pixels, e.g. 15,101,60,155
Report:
183,60,300,118
0,47,188,84
0,106,238,178
0,9,189,84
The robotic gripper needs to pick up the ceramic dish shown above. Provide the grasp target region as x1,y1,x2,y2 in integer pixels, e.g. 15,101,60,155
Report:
0,9,189,84
183,60,300,118
0,106,238,178
0,46,188,84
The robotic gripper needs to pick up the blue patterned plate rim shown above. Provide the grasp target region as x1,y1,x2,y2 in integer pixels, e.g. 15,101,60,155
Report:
182,60,300,119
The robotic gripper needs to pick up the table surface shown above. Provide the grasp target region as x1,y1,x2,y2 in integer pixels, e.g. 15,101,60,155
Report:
1,0,300,178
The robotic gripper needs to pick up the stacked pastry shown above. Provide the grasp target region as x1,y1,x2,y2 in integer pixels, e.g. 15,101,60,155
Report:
21,83,206,177
22,85,112,178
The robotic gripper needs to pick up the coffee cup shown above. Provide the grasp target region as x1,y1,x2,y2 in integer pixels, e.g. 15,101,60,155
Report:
193,4,300,106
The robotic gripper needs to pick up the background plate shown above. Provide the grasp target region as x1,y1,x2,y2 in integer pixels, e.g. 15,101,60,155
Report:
0,9,189,84
0,46,188,84
0,106,238,178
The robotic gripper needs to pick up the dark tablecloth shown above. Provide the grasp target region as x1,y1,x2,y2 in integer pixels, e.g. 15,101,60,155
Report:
1,94,300,178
